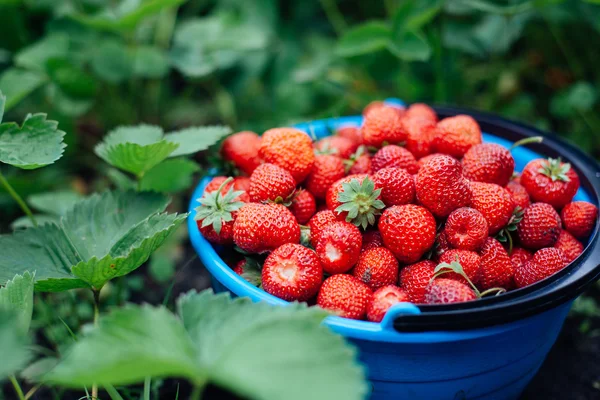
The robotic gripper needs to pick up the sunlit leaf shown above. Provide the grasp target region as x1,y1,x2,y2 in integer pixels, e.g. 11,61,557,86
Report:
0,113,66,169
0,272,35,334
0,191,186,291
336,21,391,57
140,158,200,193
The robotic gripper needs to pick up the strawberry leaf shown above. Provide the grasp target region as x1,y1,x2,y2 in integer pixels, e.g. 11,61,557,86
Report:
0,191,186,291
139,158,201,193
28,190,83,216
45,290,368,400
95,124,230,177
0,113,66,169
0,272,35,334
0,310,30,380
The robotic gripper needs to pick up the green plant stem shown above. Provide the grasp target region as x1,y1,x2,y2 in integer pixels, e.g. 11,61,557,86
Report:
92,289,101,399
318,0,347,36
190,385,203,400
9,375,25,400
105,384,125,400
24,384,41,400
143,377,151,400
0,170,37,227
510,136,543,150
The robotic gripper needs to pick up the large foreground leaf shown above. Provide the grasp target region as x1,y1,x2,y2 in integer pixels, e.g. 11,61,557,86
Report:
0,113,66,169
95,124,230,177
0,311,30,380
0,191,186,291
46,291,368,400
0,272,34,334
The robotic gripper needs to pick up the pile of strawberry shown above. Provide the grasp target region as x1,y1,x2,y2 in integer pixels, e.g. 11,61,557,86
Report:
195,101,598,323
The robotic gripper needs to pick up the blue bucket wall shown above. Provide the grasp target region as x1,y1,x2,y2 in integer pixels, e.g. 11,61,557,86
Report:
188,99,593,400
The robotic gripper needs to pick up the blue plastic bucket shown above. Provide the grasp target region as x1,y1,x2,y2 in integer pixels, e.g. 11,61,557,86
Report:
188,99,600,400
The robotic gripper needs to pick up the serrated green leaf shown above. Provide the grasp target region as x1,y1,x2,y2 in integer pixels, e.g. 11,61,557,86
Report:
28,190,83,216
0,113,66,169
0,272,34,334
388,30,432,61
0,310,30,380
0,69,47,111
70,0,187,32
164,126,232,157
139,158,200,193
177,291,367,400
14,34,69,71
46,291,367,399
0,191,186,291
45,305,201,386
336,21,391,57
10,214,58,230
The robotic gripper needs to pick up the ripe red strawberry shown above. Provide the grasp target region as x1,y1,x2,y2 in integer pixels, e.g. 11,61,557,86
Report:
233,203,300,253
561,201,598,239
262,244,323,301
305,154,346,200
314,136,358,159
308,210,337,248
289,189,316,224
510,247,532,270
434,230,453,260
371,145,419,174
317,274,373,320
260,127,315,183
367,285,409,322
416,154,472,218
363,101,405,118
554,230,583,263
348,153,372,175
362,106,407,147
517,203,562,249
520,158,580,208
469,182,515,235
221,131,262,176
362,230,383,251
506,180,531,210
424,278,477,304
399,260,436,303
196,178,245,245
478,237,514,290
404,103,438,122
404,117,437,159
326,175,385,229
434,115,482,158
315,221,362,274
514,247,567,288
249,163,296,203
444,207,489,251
233,258,262,286
352,247,399,290
337,125,363,145
418,153,446,167
204,176,250,203
372,167,415,206
439,249,482,284
462,143,515,187
379,204,436,263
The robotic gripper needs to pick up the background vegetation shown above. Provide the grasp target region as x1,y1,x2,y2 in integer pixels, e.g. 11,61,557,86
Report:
0,0,600,399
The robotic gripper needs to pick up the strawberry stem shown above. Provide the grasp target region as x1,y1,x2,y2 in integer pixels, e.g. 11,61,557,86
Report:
479,287,507,297
509,136,543,150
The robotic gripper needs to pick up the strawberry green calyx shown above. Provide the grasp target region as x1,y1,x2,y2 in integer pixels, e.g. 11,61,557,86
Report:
433,260,480,295
335,177,385,230
195,178,244,235
300,225,312,248
538,157,572,182
343,146,366,173
239,257,263,287
496,206,524,254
